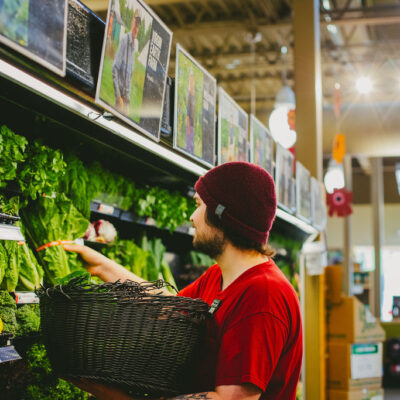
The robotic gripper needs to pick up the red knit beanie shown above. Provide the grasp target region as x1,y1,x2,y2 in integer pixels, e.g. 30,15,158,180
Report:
194,162,277,244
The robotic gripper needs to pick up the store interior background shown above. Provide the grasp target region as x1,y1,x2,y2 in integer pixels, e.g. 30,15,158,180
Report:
84,0,400,322
1,0,400,399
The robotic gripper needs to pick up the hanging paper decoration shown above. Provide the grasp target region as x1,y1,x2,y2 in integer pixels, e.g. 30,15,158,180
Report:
287,109,296,131
326,188,353,217
332,133,346,164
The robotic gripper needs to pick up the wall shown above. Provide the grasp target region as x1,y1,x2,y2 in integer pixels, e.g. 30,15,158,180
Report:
326,204,400,248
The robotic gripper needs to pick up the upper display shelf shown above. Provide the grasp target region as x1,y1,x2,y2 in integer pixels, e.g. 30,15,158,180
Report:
0,58,319,240
0,59,207,178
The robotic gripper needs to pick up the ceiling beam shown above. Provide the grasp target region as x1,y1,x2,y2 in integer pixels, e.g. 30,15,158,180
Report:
170,14,400,37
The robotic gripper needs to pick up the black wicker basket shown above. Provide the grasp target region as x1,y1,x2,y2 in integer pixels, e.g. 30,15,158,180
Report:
37,278,210,397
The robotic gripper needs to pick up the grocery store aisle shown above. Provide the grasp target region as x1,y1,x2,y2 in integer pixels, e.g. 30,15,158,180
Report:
385,388,400,399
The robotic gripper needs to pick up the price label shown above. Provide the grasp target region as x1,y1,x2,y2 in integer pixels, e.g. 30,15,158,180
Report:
15,292,39,304
0,346,21,363
0,225,25,241
97,204,114,215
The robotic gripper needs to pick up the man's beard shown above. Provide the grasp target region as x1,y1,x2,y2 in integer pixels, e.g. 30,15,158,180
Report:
193,230,225,259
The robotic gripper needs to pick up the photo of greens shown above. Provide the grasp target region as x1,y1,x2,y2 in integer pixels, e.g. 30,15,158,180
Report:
218,87,248,164
250,115,274,174
295,161,311,222
174,45,216,167
96,0,172,140
0,0,67,76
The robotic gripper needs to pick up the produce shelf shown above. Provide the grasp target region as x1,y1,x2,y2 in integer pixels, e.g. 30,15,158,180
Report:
0,57,320,242
0,59,207,180
90,201,195,236
0,345,22,363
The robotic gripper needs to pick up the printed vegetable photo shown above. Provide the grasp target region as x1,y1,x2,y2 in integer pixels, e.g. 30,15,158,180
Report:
176,51,204,159
250,115,273,174
174,46,216,166
218,88,248,164
0,0,67,75
99,0,152,122
96,0,171,139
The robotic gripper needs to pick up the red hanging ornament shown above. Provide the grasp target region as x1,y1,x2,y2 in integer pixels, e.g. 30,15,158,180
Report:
326,188,353,217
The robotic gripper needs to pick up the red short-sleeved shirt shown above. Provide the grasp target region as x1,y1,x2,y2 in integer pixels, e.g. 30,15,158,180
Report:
178,260,303,399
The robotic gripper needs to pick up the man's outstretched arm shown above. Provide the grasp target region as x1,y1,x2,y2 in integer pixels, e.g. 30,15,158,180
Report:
68,379,261,400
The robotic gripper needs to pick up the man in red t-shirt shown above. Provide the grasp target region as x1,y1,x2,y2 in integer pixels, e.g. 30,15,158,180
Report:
64,162,303,400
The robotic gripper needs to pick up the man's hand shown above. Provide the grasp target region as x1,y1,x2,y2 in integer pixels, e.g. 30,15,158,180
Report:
67,378,134,400
63,244,112,277
63,244,172,294
166,384,261,400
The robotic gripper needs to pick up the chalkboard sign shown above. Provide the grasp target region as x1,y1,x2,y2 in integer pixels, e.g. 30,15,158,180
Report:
0,0,68,76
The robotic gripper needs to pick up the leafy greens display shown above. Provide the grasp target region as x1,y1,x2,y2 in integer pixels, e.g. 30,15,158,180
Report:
21,195,90,285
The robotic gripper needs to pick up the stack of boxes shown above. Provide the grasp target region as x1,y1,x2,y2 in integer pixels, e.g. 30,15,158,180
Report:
326,266,386,400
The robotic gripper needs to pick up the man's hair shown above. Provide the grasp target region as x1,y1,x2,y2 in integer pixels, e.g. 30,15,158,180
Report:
134,16,141,27
205,207,276,257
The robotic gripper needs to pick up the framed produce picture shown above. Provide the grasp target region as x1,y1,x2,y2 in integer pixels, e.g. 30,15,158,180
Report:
96,0,172,141
250,114,274,174
295,161,311,222
218,87,249,164
311,176,327,230
275,144,295,213
0,0,68,76
174,44,216,167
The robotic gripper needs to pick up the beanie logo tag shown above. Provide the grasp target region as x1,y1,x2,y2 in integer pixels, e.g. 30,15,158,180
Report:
215,204,225,219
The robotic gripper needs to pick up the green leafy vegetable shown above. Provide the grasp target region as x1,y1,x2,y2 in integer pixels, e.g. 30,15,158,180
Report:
134,186,193,232
0,290,17,334
23,343,89,400
16,304,40,337
0,242,7,287
55,270,91,285
0,194,20,215
1,240,19,291
0,125,28,188
17,241,44,291
17,142,66,204
21,195,90,285
86,162,136,210
101,239,150,280
59,154,91,218
188,251,215,268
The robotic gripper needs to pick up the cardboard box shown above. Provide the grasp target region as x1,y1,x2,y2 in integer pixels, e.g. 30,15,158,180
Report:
325,265,343,305
328,297,386,343
327,342,383,390
328,388,384,400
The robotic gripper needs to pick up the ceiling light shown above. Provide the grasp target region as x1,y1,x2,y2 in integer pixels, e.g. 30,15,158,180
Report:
395,163,400,196
269,106,297,149
327,24,338,34
356,77,373,94
274,85,295,109
323,0,331,10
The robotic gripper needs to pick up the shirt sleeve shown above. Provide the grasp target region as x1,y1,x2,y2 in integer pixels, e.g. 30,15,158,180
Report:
215,312,288,392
